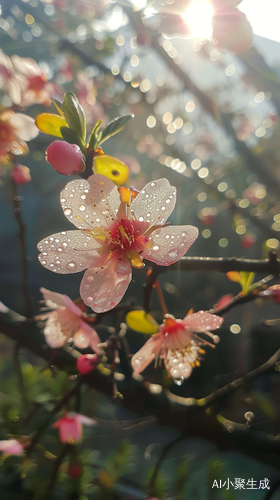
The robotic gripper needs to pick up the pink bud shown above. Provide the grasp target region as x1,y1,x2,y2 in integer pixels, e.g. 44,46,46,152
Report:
76,354,99,374
45,140,85,175
12,164,31,185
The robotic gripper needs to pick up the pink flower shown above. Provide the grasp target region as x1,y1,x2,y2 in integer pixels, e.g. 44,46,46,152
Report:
53,412,96,443
0,110,38,163
36,287,103,353
11,164,31,185
45,141,85,175
131,312,223,382
0,439,24,456
37,175,198,313
0,50,26,105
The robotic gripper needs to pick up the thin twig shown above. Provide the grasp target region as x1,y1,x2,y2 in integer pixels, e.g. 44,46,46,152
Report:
11,178,32,319
147,435,184,496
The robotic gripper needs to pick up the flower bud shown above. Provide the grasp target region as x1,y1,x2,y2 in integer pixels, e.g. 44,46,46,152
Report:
45,140,85,175
12,164,31,185
76,353,100,374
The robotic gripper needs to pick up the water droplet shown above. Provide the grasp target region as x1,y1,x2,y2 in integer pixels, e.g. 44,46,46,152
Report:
67,261,76,269
182,232,186,237
64,208,72,216
87,275,94,282
166,235,170,239
42,252,48,256
162,206,166,211
62,242,67,247
61,197,66,203
79,205,86,211
87,296,93,302
166,199,171,204
153,245,159,251
81,194,86,199
57,247,63,252
41,260,46,265
174,378,183,386
139,216,144,222
70,194,74,198
55,238,60,243
151,182,155,187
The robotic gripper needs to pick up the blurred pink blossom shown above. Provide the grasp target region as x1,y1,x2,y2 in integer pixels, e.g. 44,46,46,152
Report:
0,110,38,163
11,164,31,184
53,412,96,443
0,439,24,456
37,288,103,353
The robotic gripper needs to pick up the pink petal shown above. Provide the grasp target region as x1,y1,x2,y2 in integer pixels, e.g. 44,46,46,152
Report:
131,178,177,225
87,174,119,207
60,177,119,230
80,322,103,354
6,80,22,105
131,334,163,373
142,225,198,266
40,287,82,316
182,311,224,332
76,414,97,426
80,257,131,313
11,55,41,76
38,230,102,274
8,113,39,141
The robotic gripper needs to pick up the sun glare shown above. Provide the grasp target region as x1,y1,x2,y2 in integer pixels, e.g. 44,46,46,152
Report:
182,0,213,39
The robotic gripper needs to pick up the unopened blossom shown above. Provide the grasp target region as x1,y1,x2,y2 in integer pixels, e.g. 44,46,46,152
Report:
36,287,103,353
76,353,100,374
0,439,24,456
38,175,198,313
131,312,223,382
0,110,38,163
53,412,96,443
45,141,85,175
11,164,31,185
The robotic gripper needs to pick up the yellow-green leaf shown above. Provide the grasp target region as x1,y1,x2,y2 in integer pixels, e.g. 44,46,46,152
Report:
35,113,68,137
93,155,129,186
240,271,255,292
126,310,158,334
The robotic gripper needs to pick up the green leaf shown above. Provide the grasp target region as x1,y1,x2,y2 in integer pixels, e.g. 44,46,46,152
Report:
240,271,255,293
99,114,134,145
60,126,87,155
88,119,102,150
62,91,86,142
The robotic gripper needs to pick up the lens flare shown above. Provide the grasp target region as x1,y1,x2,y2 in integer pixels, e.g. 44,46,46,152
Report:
182,0,213,39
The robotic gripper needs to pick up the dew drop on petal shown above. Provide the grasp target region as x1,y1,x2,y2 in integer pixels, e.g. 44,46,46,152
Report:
81,194,86,199
41,260,46,265
55,238,60,243
57,247,63,252
153,245,159,251
87,296,93,302
174,378,183,386
67,261,76,269
79,205,86,211
74,332,89,349
87,275,94,282
63,242,67,247
131,356,144,370
64,208,72,216
61,197,66,203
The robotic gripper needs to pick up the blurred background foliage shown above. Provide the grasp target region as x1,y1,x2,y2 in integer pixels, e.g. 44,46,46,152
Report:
0,0,280,498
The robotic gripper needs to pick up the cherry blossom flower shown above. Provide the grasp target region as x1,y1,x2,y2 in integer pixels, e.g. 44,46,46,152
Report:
0,110,39,163
131,312,223,382
37,175,198,313
0,439,24,456
36,287,103,353
53,412,96,443
0,50,60,106
76,353,100,374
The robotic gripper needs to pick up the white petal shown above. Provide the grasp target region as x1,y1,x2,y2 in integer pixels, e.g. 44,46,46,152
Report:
8,113,39,141
80,257,131,313
60,176,119,230
131,178,176,225
37,230,102,274
11,55,42,76
141,225,198,266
